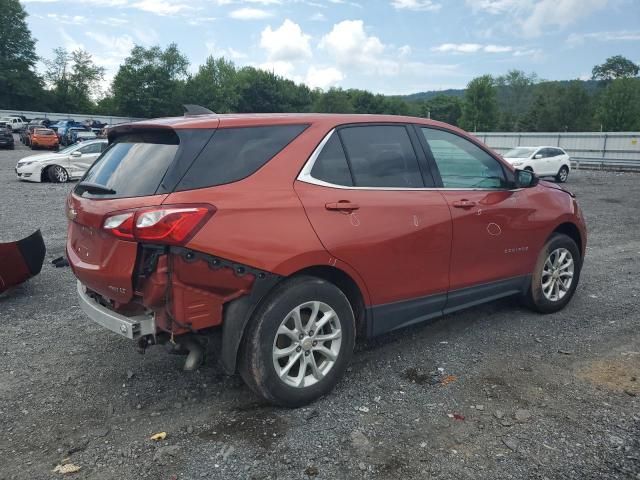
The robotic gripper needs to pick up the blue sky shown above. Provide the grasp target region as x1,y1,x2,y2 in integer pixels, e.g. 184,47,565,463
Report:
20,0,640,95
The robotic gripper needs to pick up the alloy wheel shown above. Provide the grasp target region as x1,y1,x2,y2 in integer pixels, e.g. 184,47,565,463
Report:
53,166,68,182
541,247,574,301
272,301,342,388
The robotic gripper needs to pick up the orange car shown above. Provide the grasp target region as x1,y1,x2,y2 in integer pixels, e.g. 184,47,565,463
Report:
31,128,59,150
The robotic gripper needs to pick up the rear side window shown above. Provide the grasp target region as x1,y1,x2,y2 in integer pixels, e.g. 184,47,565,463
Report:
77,131,179,198
339,125,423,188
310,133,353,186
176,125,308,191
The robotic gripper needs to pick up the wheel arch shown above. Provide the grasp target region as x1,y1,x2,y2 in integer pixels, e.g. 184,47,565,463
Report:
551,222,583,257
220,262,369,375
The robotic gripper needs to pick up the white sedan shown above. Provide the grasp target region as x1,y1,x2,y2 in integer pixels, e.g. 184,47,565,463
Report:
502,146,571,183
15,139,108,183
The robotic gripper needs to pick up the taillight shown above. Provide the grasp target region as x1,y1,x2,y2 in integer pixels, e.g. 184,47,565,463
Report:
103,212,135,239
102,205,214,245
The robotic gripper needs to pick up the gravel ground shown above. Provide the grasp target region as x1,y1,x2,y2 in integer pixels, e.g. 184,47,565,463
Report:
0,137,639,480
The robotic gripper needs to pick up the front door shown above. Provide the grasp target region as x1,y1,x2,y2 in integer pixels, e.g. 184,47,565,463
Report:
68,142,104,179
417,126,540,294
295,125,452,334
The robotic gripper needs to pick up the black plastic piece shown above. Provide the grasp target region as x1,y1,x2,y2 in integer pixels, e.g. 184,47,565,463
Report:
16,229,46,276
183,104,216,116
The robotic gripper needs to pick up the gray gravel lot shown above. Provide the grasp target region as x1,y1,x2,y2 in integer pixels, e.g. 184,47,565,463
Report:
0,137,639,480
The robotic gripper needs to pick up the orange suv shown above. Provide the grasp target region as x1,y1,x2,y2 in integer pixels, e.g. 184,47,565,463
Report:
67,109,586,406
30,128,59,150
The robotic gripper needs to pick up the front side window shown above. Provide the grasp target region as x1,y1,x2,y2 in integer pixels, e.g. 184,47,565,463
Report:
338,125,423,188
79,142,103,154
421,128,507,189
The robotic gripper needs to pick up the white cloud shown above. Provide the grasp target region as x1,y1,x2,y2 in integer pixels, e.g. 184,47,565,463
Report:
432,43,482,53
229,7,273,19
259,60,296,78
260,19,312,61
522,0,608,37
567,30,640,46
319,20,385,71
391,0,441,11
129,0,191,15
43,13,87,25
305,66,344,89
466,0,610,37
432,43,513,53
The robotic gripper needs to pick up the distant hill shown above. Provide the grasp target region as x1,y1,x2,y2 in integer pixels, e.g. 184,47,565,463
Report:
401,79,605,103
402,89,465,102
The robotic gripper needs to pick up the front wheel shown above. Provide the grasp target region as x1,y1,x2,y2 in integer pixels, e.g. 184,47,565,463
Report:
47,165,69,183
239,276,355,407
556,166,569,183
523,233,581,313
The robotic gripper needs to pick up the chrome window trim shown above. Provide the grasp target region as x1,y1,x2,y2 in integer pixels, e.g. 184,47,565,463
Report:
297,128,517,192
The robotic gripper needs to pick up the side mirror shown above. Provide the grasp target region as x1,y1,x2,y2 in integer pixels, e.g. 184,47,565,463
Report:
70,151,82,158
514,169,538,188
533,153,543,159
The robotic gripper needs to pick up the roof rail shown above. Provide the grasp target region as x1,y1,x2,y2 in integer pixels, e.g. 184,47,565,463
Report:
183,104,216,116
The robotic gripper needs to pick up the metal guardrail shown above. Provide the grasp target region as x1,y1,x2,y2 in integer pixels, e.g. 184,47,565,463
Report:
0,109,142,126
476,132,640,172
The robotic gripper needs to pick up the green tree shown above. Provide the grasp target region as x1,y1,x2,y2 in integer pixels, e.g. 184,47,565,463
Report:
183,56,239,113
112,44,189,117
0,0,44,109
459,75,498,132
44,48,104,112
312,88,354,113
495,70,538,130
556,81,594,131
234,67,311,113
596,78,640,131
417,95,463,125
592,55,639,81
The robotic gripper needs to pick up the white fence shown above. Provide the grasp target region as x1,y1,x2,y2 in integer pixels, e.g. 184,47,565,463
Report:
475,132,640,171
0,109,141,126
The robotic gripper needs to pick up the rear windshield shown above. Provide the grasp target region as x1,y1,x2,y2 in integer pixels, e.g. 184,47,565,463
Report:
175,125,308,191
76,131,179,198
75,125,307,199
35,129,54,135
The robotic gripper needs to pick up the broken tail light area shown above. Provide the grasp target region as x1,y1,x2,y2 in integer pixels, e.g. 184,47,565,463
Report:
102,205,215,246
0,230,46,294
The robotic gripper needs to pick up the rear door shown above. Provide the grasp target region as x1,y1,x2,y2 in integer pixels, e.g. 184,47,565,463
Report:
417,126,539,296
68,141,105,179
295,124,452,334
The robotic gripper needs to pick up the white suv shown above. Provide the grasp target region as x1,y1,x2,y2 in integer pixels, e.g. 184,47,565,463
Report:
502,146,571,183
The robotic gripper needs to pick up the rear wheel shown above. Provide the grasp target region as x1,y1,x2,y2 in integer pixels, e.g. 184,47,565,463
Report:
523,233,581,313
556,166,569,183
47,165,69,183
239,276,355,407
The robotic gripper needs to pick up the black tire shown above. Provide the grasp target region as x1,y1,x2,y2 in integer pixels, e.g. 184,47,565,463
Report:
47,165,69,183
523,233,581,313
238,275,355,407
556,166,569,183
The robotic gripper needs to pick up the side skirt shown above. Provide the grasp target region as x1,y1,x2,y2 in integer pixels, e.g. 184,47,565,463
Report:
366,275,530,337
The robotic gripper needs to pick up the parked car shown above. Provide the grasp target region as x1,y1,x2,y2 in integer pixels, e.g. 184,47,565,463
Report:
7,114,31,122
16,139,107,183
67,112,587,407
30,128,60,150
1,117,26,132
502,146,571,183
0,122,14,149
69,129,96,144
22,124,40,146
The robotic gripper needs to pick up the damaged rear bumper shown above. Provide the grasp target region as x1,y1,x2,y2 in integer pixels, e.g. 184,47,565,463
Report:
0,230,46,293
77,281,156,340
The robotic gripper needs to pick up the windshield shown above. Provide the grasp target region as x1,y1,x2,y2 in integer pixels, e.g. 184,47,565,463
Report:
505,147,535,158
58,144,82,154
77,131,179,198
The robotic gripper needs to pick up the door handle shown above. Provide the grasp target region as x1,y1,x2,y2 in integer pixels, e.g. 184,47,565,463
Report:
325,201,360,212
452,199,476,209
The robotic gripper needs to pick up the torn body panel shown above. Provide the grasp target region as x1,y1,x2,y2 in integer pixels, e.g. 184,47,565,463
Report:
0,230,46,293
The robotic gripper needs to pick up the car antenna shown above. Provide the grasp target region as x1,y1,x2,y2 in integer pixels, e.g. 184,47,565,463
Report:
183,105,216,116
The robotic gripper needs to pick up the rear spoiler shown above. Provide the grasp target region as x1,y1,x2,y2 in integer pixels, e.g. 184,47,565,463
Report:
0,230,46,294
